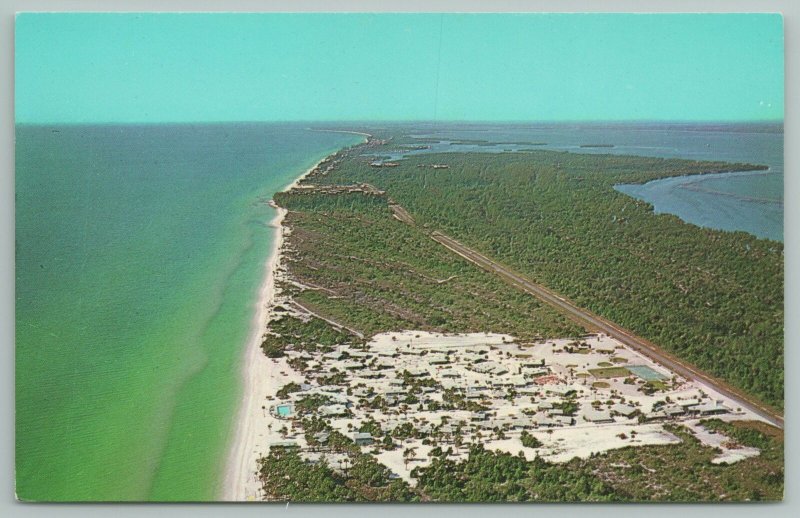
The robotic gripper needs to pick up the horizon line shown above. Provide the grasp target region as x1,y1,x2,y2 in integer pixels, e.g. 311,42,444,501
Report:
15,118,785,126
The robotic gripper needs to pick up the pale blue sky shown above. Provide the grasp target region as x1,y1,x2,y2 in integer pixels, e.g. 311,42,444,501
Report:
15,13,784,123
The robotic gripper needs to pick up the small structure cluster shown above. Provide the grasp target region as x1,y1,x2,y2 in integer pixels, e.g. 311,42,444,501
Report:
260,329,746,483
369,161,401,168
288,183,385,197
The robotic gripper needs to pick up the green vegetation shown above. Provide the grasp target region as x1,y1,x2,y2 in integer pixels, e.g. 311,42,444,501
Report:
308,143,781,409
276,382,302,399
413,445,613,502
553,399,579,416
701,419,783,453
391,422,418,440
520,430,542,448
358,418,383,437
258,448,416,502
642,380,668,393
260,315,354,357
274,191,580,340
258,419,781,502
294,394,336,414
414,420,783,502
589,367,630,379
572,422,784,501
442,388,489,412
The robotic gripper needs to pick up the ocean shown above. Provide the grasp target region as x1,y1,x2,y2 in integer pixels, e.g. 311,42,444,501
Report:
14,124,362,501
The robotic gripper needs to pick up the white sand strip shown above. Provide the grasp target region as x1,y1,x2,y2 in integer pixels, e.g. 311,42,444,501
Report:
220,158,331,501
221,136,368,501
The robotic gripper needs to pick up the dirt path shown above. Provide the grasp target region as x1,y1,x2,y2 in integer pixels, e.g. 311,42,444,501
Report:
289,300,365,339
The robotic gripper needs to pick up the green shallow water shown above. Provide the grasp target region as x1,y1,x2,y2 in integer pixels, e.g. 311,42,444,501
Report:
15,123,361,501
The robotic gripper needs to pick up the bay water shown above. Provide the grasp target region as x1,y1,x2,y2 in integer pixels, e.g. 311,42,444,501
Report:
389,122,783,241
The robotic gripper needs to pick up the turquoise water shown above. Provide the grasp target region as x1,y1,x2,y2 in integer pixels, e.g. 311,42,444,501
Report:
15,123,361,501
276,404,293,417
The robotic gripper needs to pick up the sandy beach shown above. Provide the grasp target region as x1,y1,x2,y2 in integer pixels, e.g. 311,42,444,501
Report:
221,136,368,501
220,158,326,501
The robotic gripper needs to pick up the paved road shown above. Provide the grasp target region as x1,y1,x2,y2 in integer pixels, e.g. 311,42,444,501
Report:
429,230,784,429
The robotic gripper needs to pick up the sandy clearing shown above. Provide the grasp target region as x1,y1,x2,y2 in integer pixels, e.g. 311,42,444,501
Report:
534,422,681,463
683,419,761,465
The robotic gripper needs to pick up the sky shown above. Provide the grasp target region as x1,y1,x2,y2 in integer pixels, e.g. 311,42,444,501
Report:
15,13,784,123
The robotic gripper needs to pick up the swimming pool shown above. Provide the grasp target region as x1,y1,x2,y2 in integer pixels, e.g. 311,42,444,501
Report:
276,404,293,417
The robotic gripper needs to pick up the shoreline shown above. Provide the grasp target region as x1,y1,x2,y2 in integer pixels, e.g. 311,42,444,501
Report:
613,167,783,242
306,128,372,138
614,166,775,191
221,138,367,501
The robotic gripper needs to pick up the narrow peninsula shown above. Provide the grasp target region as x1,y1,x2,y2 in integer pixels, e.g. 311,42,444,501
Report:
225,129,783,502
